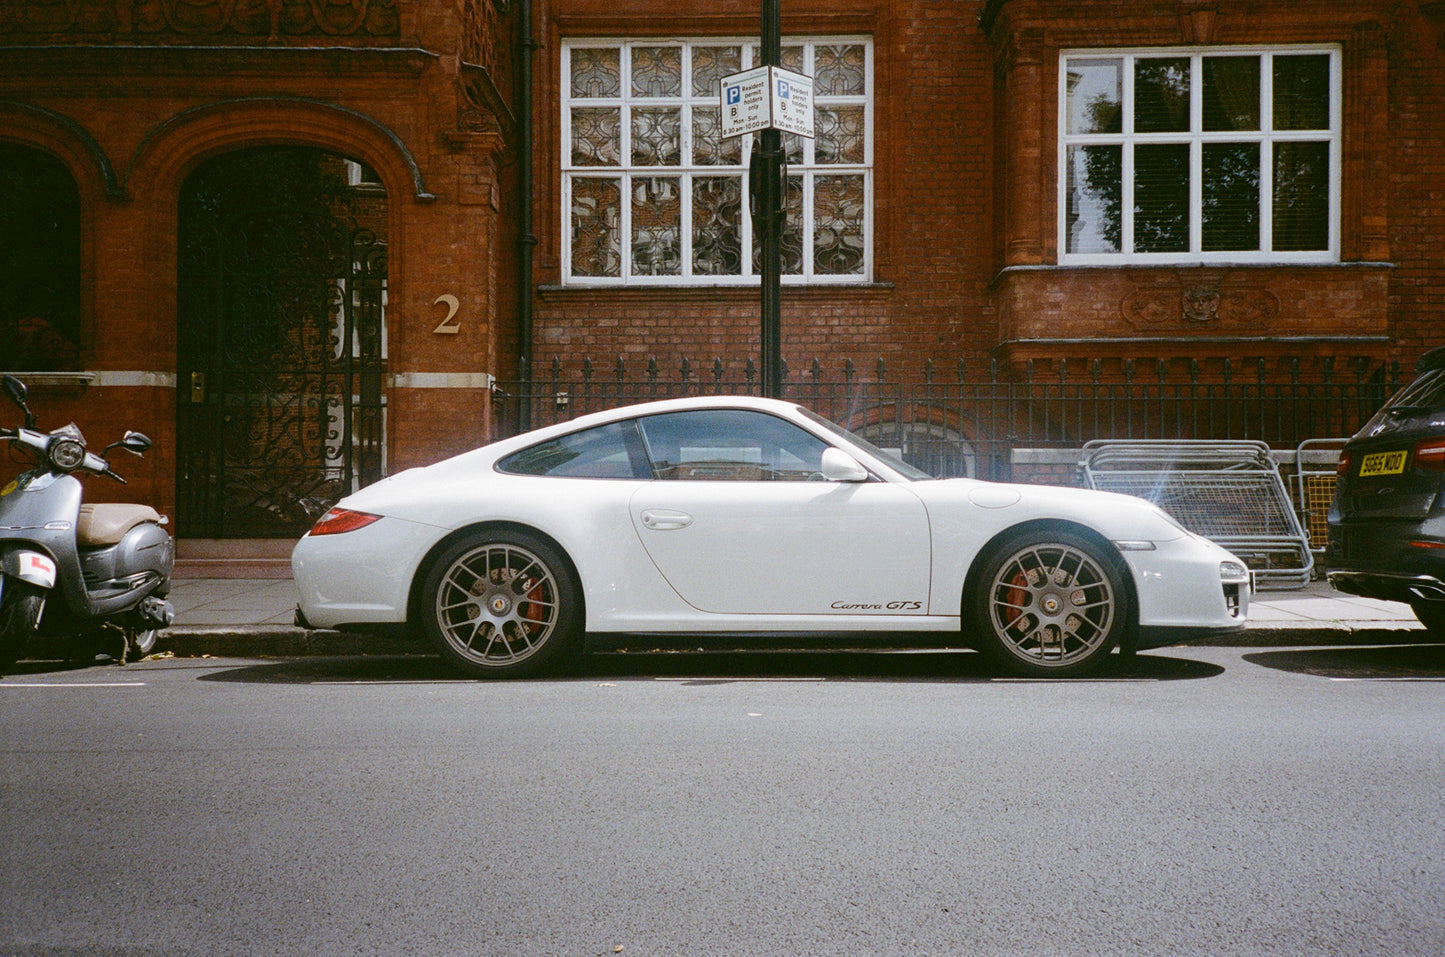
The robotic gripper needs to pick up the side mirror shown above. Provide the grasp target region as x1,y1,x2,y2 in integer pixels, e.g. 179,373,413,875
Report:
106,431,153,456
820,447,869,482
2,375,26,407
2,375,35,429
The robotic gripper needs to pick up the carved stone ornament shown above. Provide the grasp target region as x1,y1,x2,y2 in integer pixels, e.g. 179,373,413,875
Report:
1181,285,1221,324
1122,274,1279,330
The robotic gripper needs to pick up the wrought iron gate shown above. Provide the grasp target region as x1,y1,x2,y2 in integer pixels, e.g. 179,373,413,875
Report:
178,202,386,539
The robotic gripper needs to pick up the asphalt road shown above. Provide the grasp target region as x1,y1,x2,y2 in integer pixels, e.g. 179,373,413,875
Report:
2,644,1443,957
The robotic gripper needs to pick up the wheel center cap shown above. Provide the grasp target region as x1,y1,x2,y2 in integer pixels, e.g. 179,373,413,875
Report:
1041,595,1062,615
489,595,513,616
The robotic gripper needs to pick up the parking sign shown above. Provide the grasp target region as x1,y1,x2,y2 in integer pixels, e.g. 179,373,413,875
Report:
720,66,814,139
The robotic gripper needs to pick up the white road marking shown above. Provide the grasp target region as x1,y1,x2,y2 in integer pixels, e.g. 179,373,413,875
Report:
1,681,147,688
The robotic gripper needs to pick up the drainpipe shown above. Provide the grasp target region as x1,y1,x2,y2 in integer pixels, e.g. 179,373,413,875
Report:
517,0,537,430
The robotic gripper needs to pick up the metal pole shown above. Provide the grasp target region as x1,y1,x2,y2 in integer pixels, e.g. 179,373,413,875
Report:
759,0,783,398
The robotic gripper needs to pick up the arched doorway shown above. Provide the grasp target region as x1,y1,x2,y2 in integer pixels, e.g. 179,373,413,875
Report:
177,146,388,539
0,144,81,372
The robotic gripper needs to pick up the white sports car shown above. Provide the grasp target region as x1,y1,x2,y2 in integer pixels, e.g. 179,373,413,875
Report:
293,396,1251,678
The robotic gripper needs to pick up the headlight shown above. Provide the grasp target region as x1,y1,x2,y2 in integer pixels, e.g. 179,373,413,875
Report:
47,437,86,471
1219,560,1250,583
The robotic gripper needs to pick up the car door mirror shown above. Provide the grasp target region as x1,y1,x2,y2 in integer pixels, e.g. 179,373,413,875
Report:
820,447,869,482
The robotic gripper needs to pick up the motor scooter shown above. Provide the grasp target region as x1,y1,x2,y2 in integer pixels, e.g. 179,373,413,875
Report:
0,374,174,670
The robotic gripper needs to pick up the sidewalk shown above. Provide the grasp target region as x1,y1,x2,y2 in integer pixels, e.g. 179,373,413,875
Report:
153,576,1430,659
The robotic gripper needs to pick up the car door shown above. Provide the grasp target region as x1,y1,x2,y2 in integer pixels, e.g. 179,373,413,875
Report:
627,408,931,616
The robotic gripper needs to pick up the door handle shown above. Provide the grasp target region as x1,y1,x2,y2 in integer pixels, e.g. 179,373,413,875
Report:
641,509,693,531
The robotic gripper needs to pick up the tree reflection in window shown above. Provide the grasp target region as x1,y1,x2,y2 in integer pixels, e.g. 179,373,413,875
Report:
1063,48,1335,260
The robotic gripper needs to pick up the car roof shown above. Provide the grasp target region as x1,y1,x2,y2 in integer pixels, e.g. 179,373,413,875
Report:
478,394,809,459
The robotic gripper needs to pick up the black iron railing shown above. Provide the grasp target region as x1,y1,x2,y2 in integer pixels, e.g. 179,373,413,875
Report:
493,355,1400,481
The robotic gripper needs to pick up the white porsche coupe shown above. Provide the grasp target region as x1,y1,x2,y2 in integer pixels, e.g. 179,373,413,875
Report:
292,396,1251,678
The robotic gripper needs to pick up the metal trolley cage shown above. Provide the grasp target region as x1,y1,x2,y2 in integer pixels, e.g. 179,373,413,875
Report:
1079,439,1314,590
1293,438,1348,559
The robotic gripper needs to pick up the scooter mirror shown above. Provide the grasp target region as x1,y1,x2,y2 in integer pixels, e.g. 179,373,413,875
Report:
107,431,153,456
2,375,27,407
122,431,152,454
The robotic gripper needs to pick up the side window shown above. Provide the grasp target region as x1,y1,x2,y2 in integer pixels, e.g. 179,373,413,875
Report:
638,409,829,480
497,421,649,478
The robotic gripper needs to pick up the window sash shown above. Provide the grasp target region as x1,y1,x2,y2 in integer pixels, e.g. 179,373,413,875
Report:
1058,46,1340,265
563,37,872,285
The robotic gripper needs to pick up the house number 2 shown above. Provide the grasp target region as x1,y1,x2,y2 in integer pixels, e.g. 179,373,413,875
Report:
432,294,461,334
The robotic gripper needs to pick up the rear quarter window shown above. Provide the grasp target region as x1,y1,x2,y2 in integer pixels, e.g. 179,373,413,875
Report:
1388,366,1445,412
497,421,650,478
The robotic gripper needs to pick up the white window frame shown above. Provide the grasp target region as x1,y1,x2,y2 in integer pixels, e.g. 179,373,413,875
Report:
562,36,873,286
1057,45,1341,265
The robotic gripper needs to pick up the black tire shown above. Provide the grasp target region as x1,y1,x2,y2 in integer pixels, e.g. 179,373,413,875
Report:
126,628,159,663
970,528,1132,678
0,582,46,671
1411,601,1445,638
419,529,582,678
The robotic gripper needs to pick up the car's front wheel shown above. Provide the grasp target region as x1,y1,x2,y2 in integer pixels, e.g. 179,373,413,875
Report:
420,530,582,678
970,529,1131,678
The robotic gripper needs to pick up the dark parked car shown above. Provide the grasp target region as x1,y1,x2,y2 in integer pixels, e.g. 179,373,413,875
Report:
1327,345,1445,635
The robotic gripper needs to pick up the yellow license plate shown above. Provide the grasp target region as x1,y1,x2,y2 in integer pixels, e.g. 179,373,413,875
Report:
1359,450,1408,477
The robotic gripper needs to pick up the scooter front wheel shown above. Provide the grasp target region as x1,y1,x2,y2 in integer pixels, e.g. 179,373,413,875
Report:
0,581,45,671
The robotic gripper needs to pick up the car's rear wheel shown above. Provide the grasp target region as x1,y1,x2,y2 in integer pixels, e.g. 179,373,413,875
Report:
971,529,1130,678
420,530,582,678
1411,600,1445,638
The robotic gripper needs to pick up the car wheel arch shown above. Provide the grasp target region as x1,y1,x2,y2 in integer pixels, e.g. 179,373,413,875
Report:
959,518,1140,646
406,520,585,629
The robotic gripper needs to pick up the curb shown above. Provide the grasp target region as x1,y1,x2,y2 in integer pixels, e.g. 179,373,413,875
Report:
151,622,1432,659
155,627,426,659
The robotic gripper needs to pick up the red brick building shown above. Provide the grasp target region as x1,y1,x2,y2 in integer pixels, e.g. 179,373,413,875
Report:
1,0,1442,547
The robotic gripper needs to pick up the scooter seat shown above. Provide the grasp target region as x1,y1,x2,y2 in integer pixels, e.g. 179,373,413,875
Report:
77,503,164,547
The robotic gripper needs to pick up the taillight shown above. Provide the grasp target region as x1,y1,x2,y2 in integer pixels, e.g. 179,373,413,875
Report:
1417,438,1445,472
1336,449,1352,476
307,507,382,536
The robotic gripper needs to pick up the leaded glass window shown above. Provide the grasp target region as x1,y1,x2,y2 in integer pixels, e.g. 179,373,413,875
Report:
564,37,872,284
1060,46,1338,263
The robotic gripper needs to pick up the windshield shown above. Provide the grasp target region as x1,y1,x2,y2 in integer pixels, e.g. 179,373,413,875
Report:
799,407,934,480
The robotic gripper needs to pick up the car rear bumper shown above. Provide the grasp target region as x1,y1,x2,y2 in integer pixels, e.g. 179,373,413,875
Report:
1327,570,1445,605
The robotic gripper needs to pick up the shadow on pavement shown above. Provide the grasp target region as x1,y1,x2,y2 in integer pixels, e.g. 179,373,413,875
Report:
194,648,1225,685
1244,642,1445,680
